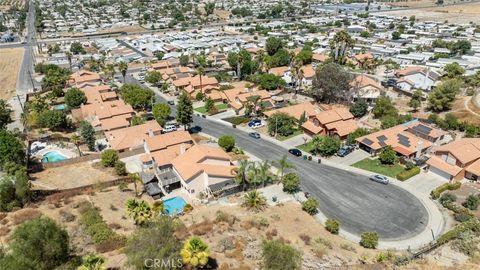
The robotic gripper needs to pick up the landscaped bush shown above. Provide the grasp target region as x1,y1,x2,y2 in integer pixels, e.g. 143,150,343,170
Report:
396,166,420,181
78,202,126,248
360,232,379,249
101,149,119,167
218,135,235,152
325,219,340,234
114,160,127,176
437,218,480,245
431,182,462,199
439,193,457,207
302,198,319,215
454,208,475,222
462,194,480,210
282,172,300,193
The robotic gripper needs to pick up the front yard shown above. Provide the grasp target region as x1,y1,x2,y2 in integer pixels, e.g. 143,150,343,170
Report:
297,141,315,153
352,158,406,178
194,103,228,114
277,129,304,141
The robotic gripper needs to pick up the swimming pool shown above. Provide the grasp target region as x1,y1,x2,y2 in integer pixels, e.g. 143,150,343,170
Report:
53,104,66,110
163,197,187,215
41,151,68,163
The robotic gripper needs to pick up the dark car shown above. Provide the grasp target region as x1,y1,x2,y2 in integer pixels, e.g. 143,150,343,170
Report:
288,148,302,157
382,78,397,88
167,100,175,105
188,126,202,134
249,132,261,139
337,145,355,157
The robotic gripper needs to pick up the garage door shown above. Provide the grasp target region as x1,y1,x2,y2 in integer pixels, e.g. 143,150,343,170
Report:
429,166,451,181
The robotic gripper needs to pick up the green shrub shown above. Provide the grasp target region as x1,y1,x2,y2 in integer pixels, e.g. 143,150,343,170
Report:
437,218,480,245
101,149,119,167
396,166,420,181
360,232,378,249
78,202,126,246
325,219,340,234
218,135,235,152
114,160,127,176
282,172,300,193
454,208,475,222
462,194,480,210
431,182,462,199
302,198,319,215
439,193,457,207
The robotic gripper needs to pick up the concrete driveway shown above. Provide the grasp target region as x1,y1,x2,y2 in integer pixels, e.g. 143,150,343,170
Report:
331,149,370,166
403,170,448,195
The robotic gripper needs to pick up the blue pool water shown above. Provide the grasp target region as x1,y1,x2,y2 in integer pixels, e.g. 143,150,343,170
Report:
41,151,68,163
163,197,187,215
53,104,66,110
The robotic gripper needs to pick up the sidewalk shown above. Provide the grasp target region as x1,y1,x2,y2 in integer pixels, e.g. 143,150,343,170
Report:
201,114,447,250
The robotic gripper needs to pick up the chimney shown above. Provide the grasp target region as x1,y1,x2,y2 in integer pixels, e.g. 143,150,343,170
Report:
180,144,186,154
148,129,154,137
416,141,424,158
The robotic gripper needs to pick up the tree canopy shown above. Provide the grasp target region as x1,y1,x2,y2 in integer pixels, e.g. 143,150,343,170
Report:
427,79,460,112
176,92,193,128
267,112,297,137
0,99,12,129
120,84,154,110
152,103,171,126
312,63,353,103
64,87,87,108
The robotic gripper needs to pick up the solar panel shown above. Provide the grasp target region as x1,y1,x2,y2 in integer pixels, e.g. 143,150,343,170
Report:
412,124,432,134
379,141,387,147
362,138,374,146
397,134,411,147
377,135,387,141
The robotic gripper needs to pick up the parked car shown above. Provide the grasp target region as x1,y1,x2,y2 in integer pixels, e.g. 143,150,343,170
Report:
369,175,389,185
248,119,265,129
163,124,177,133
337,145,355,157
381,78,397,88
249,132,261,139
167,100,175,105
288,148,302,157
189,125,202,134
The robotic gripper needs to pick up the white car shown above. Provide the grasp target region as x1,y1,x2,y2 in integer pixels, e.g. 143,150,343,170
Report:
163,125,177,133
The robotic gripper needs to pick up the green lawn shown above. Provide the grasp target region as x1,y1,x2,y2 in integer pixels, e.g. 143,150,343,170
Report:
194,103,228,114
297,141,315,153
277,129,303,141
352,158,406,178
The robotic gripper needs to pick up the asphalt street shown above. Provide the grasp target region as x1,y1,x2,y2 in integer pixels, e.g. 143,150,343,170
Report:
124,76,428,240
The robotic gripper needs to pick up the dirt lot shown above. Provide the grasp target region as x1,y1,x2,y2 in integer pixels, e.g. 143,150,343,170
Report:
450,97,480,126
31,161,118,190
0,47,24,100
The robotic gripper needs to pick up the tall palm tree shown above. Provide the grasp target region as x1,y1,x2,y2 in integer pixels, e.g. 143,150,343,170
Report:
257,160,271,187
330,30,355,64
180,237,209,268
103,63,116,83
242,190,267,211
196,66,205,94
250,95,261,116
235,160,250,191
128,173,143,197
117,61,128,83
78,255,106,270
273,155,296,182
247,162,260,189
65,51,72,71
70,134,82,157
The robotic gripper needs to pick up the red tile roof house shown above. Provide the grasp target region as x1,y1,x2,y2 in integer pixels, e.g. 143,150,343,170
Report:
140,131,238,198
426,138,480,181
356,121,446,159
302,107,358,140
68,70,102,87
172,75,219,97
350,74,384,105
105,120,162,152
72,100,135,132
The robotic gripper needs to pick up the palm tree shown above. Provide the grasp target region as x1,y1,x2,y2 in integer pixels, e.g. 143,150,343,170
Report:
151,200,164,216
273,155,296,182
330,30,355,64
257,160,271,187
70,134,82,157
65,51,72,71
196,66,205,94
311,135,323,156
128,173,143,197
235,160,250,191
125,198,152,225
103,63,116,83
250,95,261,116
180,237,209,268
78,255,106,270
242,190,267,211
117,61,128,83
247,162,260,189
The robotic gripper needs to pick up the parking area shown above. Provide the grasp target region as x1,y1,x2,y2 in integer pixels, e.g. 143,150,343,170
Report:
403,170,448,195
331,149,370,165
